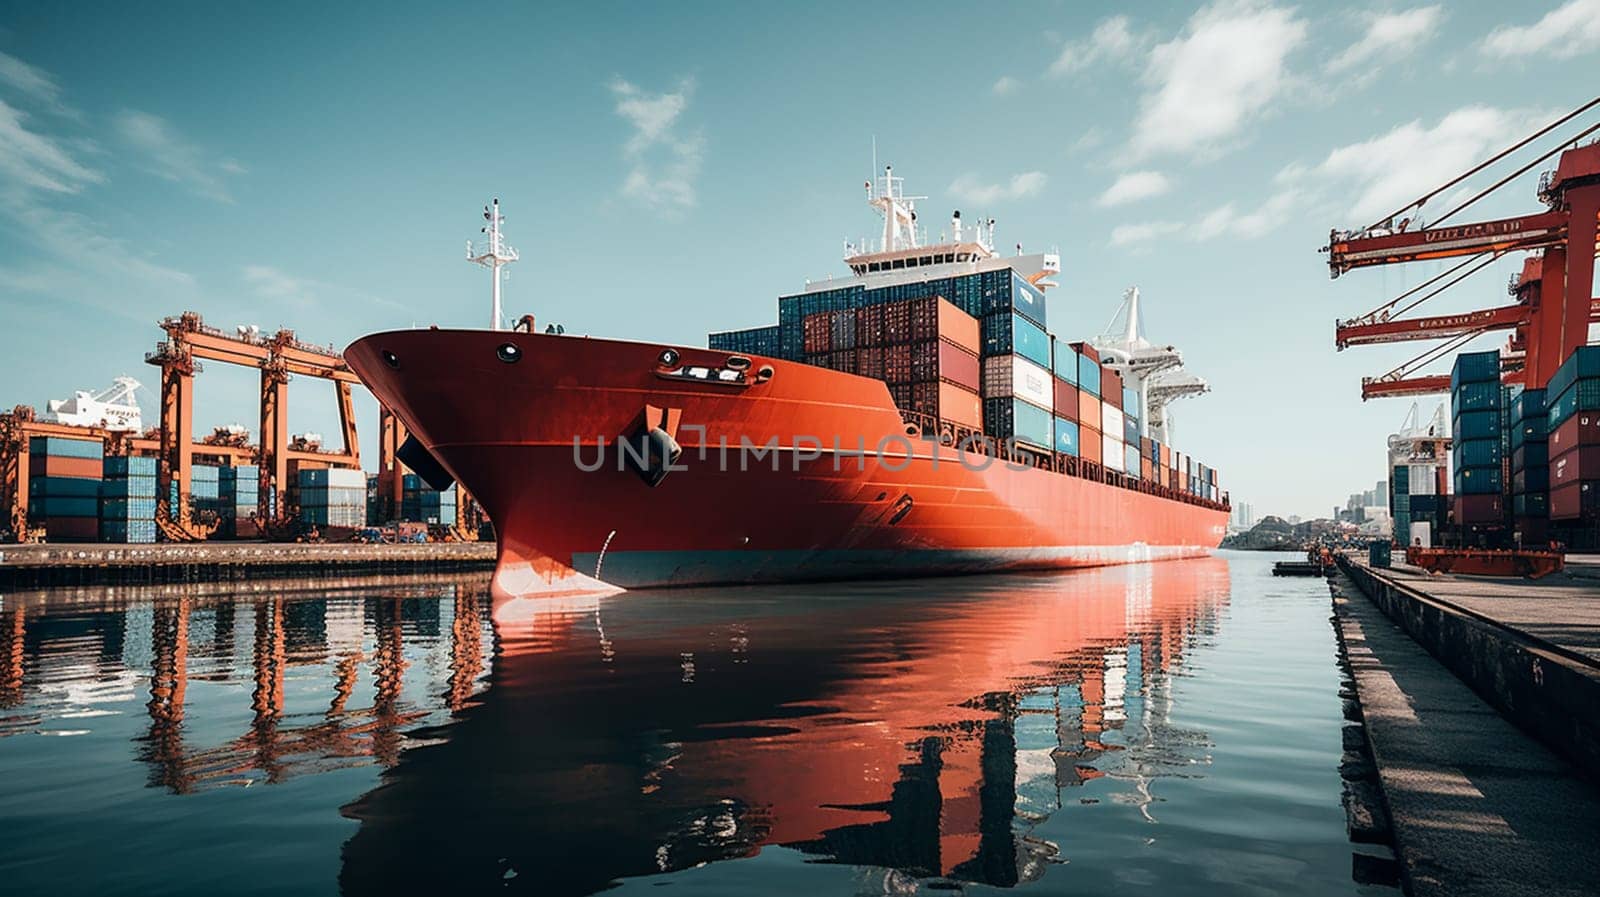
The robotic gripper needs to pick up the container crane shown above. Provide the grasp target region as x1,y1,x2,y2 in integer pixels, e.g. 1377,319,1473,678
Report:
145,312,362,540
1324,97,1600,399
1092,287,1201,441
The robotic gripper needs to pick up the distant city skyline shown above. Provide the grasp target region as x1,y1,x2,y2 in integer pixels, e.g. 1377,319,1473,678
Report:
2,3,1597,518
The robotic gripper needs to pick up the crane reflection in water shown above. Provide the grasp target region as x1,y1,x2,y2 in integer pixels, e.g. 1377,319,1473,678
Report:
0,559,1233,895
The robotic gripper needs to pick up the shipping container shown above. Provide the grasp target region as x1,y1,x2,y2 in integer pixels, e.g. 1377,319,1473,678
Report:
910,297,980,354
1513,466,1550,493
1102,403,1124,441
1552,445,1600,487
1078,390,1102,432
1451,380,1501,414
1122,414,1139,444
45,517,98,541
103,456,159,477
910,381,983,430
831,309,857,349
1122,386,1139,418
1124,443,1141,477
27,455,103,479
29,476,101,498
299,467,366,488
1054,418,1079,456
855,304,885,347
1513,492,1549,517
982,354,1054,408
1102,432,1123,472
1078,354,1101,397
981,312,1051,369
982,397,1053,450
99,477,157,499
1550,480,1599,519
1053,378,1077,421
911,339,980,390
1052,339,1078,385
1080,425,1103,464
1546,345,1600,404
1454,438,1502,468
1548,379,1600,430
803,313,832,354
1454,466,1503,495
1102,371,1124,410
1005,273,1047,327
1511,388,1546,424
707,325,781,356
1071,341,1100,364
1512,442,1549,473
28,436,103,459
1449,350,1500,391
1454,410,1500,441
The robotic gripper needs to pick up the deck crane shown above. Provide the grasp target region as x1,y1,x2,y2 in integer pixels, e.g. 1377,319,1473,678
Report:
1092,287,1205,442
1324,96,1600,399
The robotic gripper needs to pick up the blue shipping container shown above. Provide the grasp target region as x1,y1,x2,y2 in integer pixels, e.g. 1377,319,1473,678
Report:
103,456,158,477
1007,273,1047,327
1450,350,1500,391
1054,418,1079,456
983,397,1053,450
1454,466,1503,495
28,436,103,459
1454,438,1502,469
1078,355,1101,397
1547,345,1600,403
1123,415,1138,444
1124,444,1141,477
29,476,101,498
1122,386,1139,417
981,312,1051,368
100,477,157,499
1452,380,1501,415
1454,410,1500,441
32,496,99,517
1052,339,1078,385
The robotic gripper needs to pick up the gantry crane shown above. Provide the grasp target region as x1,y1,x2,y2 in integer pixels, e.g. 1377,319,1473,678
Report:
0,407,118,542
145,312,361,540
1324,97,1600,400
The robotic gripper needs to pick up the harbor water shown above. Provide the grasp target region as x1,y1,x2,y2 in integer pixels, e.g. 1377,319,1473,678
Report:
0,553,1384,896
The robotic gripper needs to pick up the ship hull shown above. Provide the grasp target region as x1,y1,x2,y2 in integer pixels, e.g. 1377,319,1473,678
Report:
346,330,1227,597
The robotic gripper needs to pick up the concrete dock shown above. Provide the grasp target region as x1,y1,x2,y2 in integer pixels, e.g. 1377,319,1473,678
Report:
0,541,497,589
1332,557,1600,896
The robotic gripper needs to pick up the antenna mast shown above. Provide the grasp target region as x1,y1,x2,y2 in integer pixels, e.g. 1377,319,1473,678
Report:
466,198,519,331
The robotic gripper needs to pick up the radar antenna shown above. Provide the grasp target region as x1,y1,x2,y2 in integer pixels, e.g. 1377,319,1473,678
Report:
466,198,519,331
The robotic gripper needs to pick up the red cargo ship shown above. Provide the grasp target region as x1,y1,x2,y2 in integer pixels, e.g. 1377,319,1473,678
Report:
346,179,1228,599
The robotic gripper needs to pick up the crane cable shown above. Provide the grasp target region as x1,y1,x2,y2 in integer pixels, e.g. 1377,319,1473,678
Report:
1429,117,1600,229
1389,252,1504,320
1347,252,1490,325
1365,95,1600,232
1378,327,1488,382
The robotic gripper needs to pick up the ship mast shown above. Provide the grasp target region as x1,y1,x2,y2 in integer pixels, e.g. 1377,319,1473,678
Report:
866,165,926,252
466,198,519,331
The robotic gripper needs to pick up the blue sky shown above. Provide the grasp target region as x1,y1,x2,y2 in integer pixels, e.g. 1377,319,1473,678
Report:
2,1,1597,519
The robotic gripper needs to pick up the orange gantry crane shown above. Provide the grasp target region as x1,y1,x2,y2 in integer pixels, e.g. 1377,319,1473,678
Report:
145,312,361,541
0,408,118,542
1325,98,1600,400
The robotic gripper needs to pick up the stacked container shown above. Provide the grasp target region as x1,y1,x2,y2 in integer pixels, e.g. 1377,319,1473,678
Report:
27,436,102,541
1509,388,1549,527
99,455,157,543
1051,339,1079,457
707,325,780,356
220,465,260,538
402,473,460,524
298,467,366,527
1075,344,1103,465
1548,345,1600,520
1450,351,1505,527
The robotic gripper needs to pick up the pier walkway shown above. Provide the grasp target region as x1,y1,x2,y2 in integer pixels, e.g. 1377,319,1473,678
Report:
1332,569,1600,896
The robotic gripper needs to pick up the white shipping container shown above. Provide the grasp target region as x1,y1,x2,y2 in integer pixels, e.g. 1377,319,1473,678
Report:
1102,403,1124,440
982,355,1054,409
1408,463,1437,496
1409,521,1432,548
1102,432,1124,472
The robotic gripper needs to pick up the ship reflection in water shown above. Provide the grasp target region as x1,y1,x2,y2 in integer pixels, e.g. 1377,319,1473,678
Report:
0,557,1368,896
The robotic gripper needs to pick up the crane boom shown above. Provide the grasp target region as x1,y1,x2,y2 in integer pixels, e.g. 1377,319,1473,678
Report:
1335,298,1600,348
1327,211,1569,276
1360,374,1451,401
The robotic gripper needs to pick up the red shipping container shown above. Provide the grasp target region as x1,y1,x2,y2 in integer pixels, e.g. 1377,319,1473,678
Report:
1078,390,1102,431
1102,370,1124,409
857,346,885,380
1160,445,1171,467
911,381,982,430
936,340,979,390
28,456,102,479
803,313,832,354
905,296,979,355
890,384,913,410
1549,412,1600,455
829,349,857,373
1550,481,1598,519
1071,341,1100,364
1080,425,1102,463
1141,458,1153,480
1053,378,1077,420
1455,494,1504,523
1551,445,1600,486
855,305,886,347
45,516,98,541
885,344,913,385
884,301,913,344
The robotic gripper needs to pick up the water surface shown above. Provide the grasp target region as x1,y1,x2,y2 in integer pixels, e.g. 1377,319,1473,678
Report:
0,553,1378,895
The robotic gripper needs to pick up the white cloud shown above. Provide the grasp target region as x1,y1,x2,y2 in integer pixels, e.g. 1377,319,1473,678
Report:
1300,105,1547,221
1130,1,1307,158
1326,6,1444,74
114,110,241,202
1110,220,1183,247
947,171,1049,205
1481,0,1600,59
1097,170,1171,206
0,99,102,194
991,76,1021,96
1051,16,1142,76
0,51,75,117
243,264,405,313
609,78,702,212
1194,189,1301,239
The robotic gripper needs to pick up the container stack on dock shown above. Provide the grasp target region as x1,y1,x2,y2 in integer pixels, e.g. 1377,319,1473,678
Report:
99,455,157,543
298,468,366,528
401,474,459,525
1510,387,1549,541
1451,351,1505,536
1548,346,1599,525
219,465,260,538
28,436,102,542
